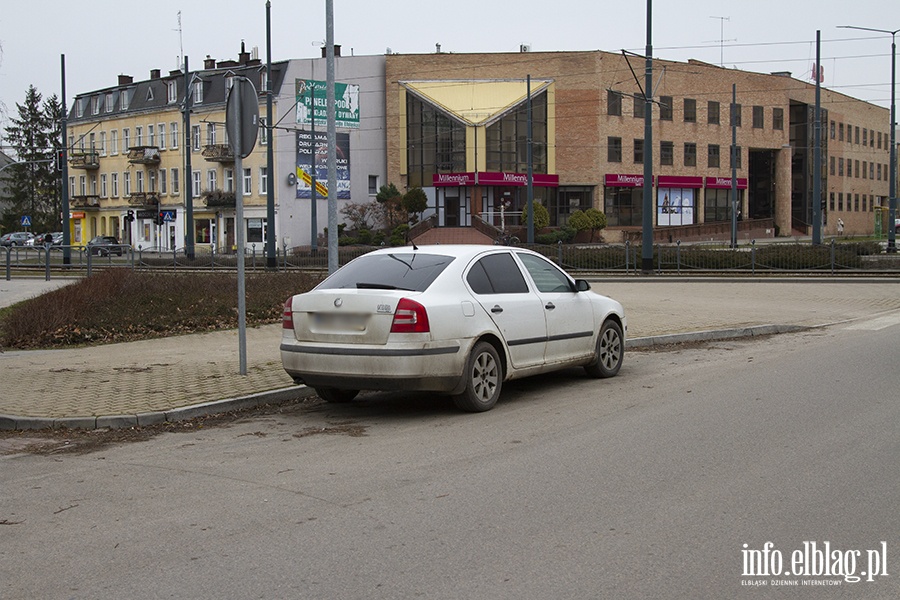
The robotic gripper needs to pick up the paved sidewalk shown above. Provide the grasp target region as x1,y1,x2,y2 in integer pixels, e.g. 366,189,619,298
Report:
1,277,899,430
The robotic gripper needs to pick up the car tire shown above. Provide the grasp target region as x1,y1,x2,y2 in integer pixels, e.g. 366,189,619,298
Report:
453,341,502,412
584,319,624,378
315,387,359,403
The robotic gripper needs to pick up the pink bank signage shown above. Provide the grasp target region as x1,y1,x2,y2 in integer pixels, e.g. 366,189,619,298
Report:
658,175,703,188
604,174,652,187
432,172,560,187
705,176,748,189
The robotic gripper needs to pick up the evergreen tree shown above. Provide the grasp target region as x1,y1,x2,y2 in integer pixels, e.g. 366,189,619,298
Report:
2,86,60,232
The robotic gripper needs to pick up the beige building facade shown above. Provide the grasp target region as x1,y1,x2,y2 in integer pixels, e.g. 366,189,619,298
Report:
385,50,892,242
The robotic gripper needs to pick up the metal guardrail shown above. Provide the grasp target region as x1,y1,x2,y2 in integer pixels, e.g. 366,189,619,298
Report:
3,239,898,281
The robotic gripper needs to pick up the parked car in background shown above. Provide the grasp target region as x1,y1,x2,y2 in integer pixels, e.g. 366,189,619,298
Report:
1,232,35,247
87,235,124,256
281,245,626,412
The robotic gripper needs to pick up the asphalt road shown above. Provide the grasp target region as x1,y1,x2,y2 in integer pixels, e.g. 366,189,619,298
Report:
2,314,899,599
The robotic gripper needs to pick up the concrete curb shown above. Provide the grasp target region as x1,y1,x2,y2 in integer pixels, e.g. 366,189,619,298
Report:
0,325,810,432
0,387,312,432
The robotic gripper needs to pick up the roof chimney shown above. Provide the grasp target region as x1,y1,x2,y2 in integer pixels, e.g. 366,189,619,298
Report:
150,69,161,80
204,55,216,69
118,74,133,85
239,40,250,64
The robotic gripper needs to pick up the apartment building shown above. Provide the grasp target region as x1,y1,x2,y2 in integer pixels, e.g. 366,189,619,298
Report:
385,50,893,241
66,46,386,251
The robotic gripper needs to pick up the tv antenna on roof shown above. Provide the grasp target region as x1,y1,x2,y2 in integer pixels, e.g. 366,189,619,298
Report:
708,16,736,67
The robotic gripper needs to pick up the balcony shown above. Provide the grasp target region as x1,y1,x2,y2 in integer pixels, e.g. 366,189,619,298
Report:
127,192,160,207
201,144,234,163
70,195,100,208
127,146,161,164
69,150,100,170
202,189,236,208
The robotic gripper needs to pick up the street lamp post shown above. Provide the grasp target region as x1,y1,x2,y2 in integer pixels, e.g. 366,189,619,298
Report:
839,26,898,253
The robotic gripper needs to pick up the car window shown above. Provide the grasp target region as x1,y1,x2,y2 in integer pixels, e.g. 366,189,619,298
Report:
516,252,574,293
466,252,529,294
317,252,454,292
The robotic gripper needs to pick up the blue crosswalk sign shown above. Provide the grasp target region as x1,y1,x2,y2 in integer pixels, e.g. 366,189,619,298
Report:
20,216,31,227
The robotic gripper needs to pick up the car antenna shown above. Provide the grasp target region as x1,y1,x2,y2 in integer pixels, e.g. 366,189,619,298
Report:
406,231,418,251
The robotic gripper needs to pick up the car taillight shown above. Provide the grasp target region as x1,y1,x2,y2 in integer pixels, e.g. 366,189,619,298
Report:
282,298,294,329
390,298,430,333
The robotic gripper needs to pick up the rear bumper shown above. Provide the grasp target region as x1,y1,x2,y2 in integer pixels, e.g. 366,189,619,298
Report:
280,338,467,393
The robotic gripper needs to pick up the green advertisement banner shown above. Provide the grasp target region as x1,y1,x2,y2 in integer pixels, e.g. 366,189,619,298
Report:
295,79,360,129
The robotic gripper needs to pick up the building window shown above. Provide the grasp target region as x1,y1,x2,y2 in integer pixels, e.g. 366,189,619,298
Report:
100,174,108,198
406,93,470,188
554,186,593,227
160,169,167,195
708,144,720,168
659,96,673,121
136,126,143,146
483,91,548,178
148,124,155,147
752,105,764,129
207,169,217,192
124,172,131,196
123,128,130,150
855,126,860,144
870,162,874,179
839,123,844,141
658,188,696,226
830,156,835,176
607,136,622,163
91,96,100,115
206,123,216,146
225,168,234,193
773,108,784,131
111,173,119,198
171,168,180,195
604,186,643,227
684,98,697,123
863,129,868,146
877,163,882,180
830,192,835,211
368,175,378,195
105,93,115,113
877,131,882,149
192,171,201,197
158,123,166,150
731,103,742,127
259,118,268,145
838,193,844,211
607,90,622,116
167,80,178,103
191,125,201,151
633,94,645,119
855,160,860,178
838,157,844,176
259,166,268,195
193,80,204,104
136,171,144,193
148,170,156,193
110,130,118,155
708,101,720,125
660,141,674,165
730,145,742,169
704,188,742,223
684,143,697,167
633,139,644,163
170,122,179,149
243,168,252,196
99,132,107,156
863,161,868,179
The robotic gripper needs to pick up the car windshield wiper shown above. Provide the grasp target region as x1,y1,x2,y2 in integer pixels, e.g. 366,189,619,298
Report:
355,282,414,291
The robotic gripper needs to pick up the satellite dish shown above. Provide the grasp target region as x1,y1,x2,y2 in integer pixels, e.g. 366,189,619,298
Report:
225,78,260,159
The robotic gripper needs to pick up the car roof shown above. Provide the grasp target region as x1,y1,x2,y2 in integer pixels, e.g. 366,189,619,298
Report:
363,244,531,261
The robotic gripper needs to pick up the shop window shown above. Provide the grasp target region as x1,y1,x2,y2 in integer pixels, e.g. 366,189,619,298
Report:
657,188,696,226
704,188,743,223
604,186,643,227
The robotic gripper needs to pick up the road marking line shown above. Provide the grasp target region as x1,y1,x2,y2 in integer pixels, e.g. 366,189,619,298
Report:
846,314,900,331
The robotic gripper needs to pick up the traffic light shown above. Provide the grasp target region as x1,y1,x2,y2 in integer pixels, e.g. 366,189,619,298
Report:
156,212,165,226
125,210,135,223
55,150,65,171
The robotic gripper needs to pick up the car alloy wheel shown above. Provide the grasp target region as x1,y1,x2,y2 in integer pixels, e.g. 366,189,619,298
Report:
585,319,623,378
454,341,502,412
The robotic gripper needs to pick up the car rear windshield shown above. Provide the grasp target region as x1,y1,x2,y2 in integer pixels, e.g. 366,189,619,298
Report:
317,252,455,292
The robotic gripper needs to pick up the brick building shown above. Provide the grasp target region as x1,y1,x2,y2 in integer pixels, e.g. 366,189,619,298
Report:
385,50,893,242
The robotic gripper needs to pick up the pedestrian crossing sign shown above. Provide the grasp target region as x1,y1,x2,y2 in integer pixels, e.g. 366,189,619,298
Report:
20,216,31,227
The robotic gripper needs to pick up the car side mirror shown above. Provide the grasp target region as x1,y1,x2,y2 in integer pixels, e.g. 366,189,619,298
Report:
575,279,591,292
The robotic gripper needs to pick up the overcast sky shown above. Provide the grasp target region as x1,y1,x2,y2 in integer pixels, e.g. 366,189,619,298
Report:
0,0,895,139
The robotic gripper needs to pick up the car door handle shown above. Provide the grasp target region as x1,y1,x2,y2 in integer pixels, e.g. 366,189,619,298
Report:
491,305,503,314
545,302,556,310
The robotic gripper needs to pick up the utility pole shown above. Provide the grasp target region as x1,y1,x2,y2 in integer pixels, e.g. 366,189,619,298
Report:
60,54,71,265
326,0,338,273
265,1,276,269
812,31,823,245
183,56,195,259
641,0,654,274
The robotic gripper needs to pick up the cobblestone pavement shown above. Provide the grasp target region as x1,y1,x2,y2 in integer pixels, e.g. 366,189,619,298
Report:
1,277,898,427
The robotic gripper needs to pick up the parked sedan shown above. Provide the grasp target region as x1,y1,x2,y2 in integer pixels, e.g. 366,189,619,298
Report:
281,245,626,412
0,232,35,247
87,235,124,256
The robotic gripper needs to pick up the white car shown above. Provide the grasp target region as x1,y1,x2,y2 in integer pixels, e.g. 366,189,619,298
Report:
281,245,626,412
